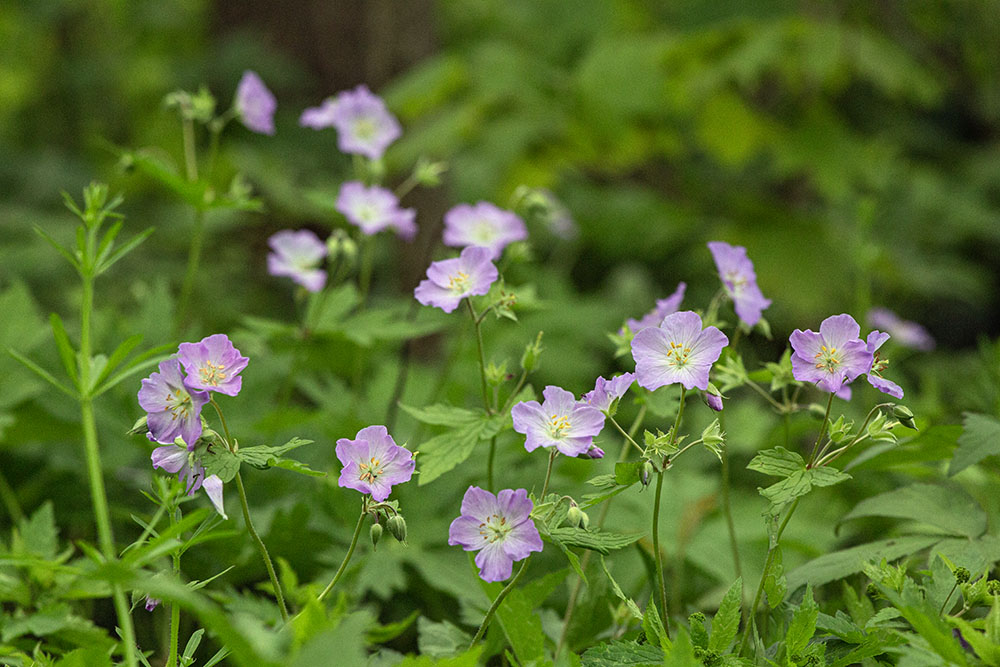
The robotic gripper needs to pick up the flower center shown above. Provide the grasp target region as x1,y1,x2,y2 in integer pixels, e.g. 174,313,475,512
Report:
814,345,841,373
548,413,571,438
448,271,470,294
473,222,496,244
665,341,692,368
353,117,376,141
724,270,747,295
478,514,512,543
357,203,377,223
358,456,385,484
198,361,227,387
165,389,193,421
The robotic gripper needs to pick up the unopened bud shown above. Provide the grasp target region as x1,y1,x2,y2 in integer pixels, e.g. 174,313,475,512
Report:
987,580,1000,596
128,415,149,436
327,229,358,265
520,331,544,373
370,522,383,550
567,506,584,528
705,392,723,412
485,361,507,387
641,461,654,487
583,444,605,460
955,567,971,584
386,515,407,543
414,157,447,187
893,405,917,430
579,510,590,530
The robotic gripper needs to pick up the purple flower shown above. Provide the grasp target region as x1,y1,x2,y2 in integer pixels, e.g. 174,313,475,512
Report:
707,241,771,327
414,246,498,313
867,308,935,351
448,486,543,582
144,597,161,612
583,373,635,413
335,181,417,241
300,85,401,160
267,229,328,292
177,334,249,397
789,314,873,394
624,283,687,333
235,70,276,136
511,385,606,457
583,445,605,459
705,392,724,412
139,359,209,446
632,311,729,392
150,444,227,519
864,331,904,399
442,202,527,259
336,425,414,502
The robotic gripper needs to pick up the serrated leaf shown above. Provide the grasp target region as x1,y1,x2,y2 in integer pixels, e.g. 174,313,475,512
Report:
237,438,320,476
416,617,471,658
17,502,58,560
747,447,805,477
786,535,941,592
399,403,480,428
786,586,818,656
201,447,241,483
759,466,851,509
601,556,642,621
840,483,986,539
709,577,742,653
950,413,1000,476
580,640,663,666
615,461,644,485
417,416,499,486
763,546,786,608
643,600,668,652
547,527,641,555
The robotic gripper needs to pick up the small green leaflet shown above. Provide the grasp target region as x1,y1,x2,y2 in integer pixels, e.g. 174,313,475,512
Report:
748,447,851,509
708,577,742,653
413,408,508,485
202,438,323,483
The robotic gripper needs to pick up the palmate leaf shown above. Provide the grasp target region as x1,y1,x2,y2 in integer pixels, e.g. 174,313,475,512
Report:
839,482,986,539
949,412,1000,476
747,446,805,477
580,640,663,666
416,412,508,485
546,527,641,555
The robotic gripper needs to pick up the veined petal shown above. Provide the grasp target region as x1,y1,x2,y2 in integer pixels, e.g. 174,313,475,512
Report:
818,314,862,349
496,488,533,523
460,486,500,523
151,445,187,473
448,515,488,550
502,519,543,561
475,541,513,582
540,385,576,416
202,475,227,519
868,374,904,399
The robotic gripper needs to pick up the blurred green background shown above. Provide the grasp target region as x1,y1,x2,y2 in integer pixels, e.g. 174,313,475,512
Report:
2,0,1000,658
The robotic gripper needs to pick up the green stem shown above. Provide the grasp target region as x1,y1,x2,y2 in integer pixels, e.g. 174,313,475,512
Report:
540,450,557,500
177,207,206,334
466,299,491,413
235,472,289,621
181,118,198,182
469,558,530,648
166,507,181,667
651,388,686,637
738,497,801,656
487,436,497,493
358,236,375,308
318,507,367,602
807,392,835,467
0,465,24,523
607,415,644,454
717,410,742,582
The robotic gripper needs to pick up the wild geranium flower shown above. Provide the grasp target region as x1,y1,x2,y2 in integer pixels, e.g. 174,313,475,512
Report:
235,70,276,136
150,444,227,519
448,486,543,582
139,358,209,446
267,229,328,292
335,181,417,240
442,202,527,259
864,331,904,399
623,283,687,333
632,311,729,391
177,334,248,397
512,385,606,457
867,307,935,351
300,85,401,160
336,425,415,502
789,314,873,394
583,373,635,414
707,241,771,327
414,246,498,313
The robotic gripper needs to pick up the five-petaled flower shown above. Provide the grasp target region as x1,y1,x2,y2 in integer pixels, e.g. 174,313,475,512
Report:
414,246,498,313
442,202,527,260
623,283,687,334
177,334,249,397
632,311,729,391
789,314,873,394
707,241,771,328
512,385,606,456
336,425,415,502
150,443,227,519
267,229,328,292
300,85,401,160
235,70,277,136
336,181,417,241
139,358,210,446
448,486,543,582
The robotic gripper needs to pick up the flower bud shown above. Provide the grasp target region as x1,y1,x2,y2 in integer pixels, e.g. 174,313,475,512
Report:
583,444,605,460
387,514,407,543
579,510,590,530
144,596,161,612
128,415,149,436
327,229,358,266
370,522,383,550
485,361,508,387
955,567,971,584
893,405,917,430
705,392,723,412
414,157,448,187
641,461,654,487
520,331,544,373
566,506,584,528
987,580,1000,596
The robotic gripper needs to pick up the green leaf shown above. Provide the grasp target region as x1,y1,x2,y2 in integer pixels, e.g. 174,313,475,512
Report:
786,535,941,592
758,466,851,509
747,446,805,477
643,600,669,652
93,333,142,388
416,617,471,658
201,446,241,483
547,527,641,555
580,640,663,666
8,348,77,399
950,413,1000,476
809,466,852,488
840,483,986,539
492,587,547,663
399,402,480,428
96,227,154,275
17,502,58,560
237,438,317,473
614,461,644,485
49,313,78,386
53,647,113,667
786,585,818,656
416,414,503,486
367,610,419,644
763,546,786,608
33,224,81,272
709,577,742,653
600,556,642,621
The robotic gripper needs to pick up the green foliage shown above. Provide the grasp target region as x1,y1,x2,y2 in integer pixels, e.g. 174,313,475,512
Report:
949,412,1000,476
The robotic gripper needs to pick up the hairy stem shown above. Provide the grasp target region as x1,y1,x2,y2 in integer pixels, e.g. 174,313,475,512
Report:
807,393,835,467
235,472,289,621
469,558,530,648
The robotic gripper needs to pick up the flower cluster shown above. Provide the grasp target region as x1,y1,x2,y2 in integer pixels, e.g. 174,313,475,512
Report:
138,334,248,518
336,181,417,241
448,487,543,582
